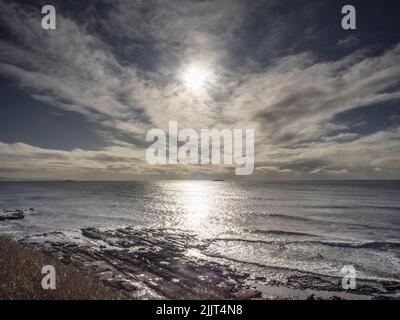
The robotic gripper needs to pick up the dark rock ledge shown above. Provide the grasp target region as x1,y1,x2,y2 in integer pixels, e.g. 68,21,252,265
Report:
25,227,261,300
21,225,400,300
0,208,34,221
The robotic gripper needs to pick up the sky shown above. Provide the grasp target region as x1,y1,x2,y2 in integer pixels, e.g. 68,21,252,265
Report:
0,0,399,180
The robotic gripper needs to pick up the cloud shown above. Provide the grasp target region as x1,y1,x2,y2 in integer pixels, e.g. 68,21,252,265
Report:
322,133,359,143
0,1,399,179
224,44,400,145
337,35,359,48
0,1,152,137
0,0,236,134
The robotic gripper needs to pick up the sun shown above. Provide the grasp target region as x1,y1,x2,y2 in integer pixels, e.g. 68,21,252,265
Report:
182,64,211,91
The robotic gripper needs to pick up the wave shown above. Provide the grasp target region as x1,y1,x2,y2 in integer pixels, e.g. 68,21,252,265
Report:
262,213,316,222
313,240,400,250
258,213,400,233
302,205,400,211
204,252,400,283
250,229,321,238
211,237,400,251
211,237,284,246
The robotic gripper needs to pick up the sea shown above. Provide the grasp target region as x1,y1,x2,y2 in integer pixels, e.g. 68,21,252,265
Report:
1,180,400,285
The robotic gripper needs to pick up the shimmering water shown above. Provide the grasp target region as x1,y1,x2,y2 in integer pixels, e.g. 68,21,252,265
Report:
1,180,400,282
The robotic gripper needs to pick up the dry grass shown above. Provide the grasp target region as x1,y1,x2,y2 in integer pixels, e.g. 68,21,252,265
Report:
0,236,124,300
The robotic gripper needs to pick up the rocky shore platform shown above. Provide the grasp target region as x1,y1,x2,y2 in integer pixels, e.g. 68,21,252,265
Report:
23,227,260,299
20,226,400,300
2,207,399,300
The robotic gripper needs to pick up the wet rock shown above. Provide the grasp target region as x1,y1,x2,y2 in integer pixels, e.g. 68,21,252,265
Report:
61,255,72,265
235,289,262,299
0,209,25,221
81,227,103,240
382,281,400,292
22,226,400,300
24,226,261,300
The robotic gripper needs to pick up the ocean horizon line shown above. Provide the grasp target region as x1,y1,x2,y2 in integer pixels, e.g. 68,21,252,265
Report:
1,179,400,182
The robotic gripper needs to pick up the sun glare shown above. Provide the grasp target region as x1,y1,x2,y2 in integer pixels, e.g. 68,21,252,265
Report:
182,64,211,91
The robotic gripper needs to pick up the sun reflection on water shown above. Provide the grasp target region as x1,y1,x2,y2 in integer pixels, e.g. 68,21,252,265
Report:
162,180,229,237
